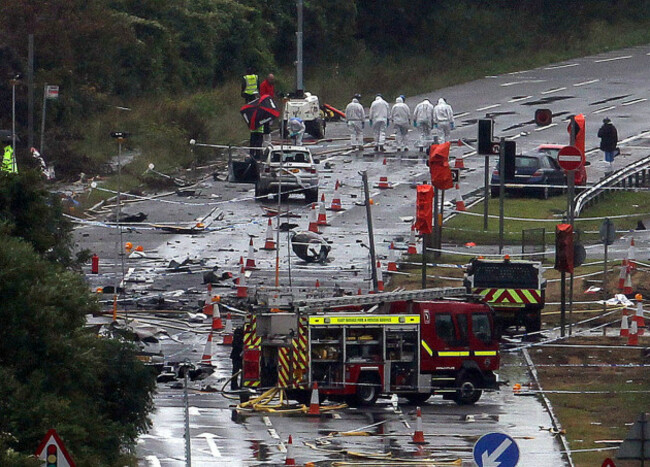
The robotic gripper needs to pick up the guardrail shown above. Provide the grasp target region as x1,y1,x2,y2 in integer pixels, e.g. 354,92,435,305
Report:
573,154,650,218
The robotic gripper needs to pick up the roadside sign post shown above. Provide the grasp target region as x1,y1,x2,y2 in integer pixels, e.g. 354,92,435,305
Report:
40,84,59,157
361,171,379,292
600,218,616,314
473,432,520,467
484,153,490,230
498,138,505,254
557,144,585,337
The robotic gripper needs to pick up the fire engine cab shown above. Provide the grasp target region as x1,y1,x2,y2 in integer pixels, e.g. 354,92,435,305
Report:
241,288,500,406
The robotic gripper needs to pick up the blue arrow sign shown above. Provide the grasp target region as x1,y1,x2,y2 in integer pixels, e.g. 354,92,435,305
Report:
473,432,520,467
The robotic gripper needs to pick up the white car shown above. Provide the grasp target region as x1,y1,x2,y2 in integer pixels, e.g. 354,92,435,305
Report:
255,145,319,203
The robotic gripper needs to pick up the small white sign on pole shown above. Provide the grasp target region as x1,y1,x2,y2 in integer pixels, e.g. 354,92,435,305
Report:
45,85,59,100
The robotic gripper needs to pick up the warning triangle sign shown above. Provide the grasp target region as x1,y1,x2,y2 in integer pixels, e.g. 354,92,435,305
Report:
34,429,76,467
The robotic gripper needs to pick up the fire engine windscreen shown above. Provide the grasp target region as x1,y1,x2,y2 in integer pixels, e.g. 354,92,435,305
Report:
291,231,331,262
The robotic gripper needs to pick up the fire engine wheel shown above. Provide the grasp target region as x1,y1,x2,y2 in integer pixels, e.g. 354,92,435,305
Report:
353,374,380,406
453,372,483,405
404,393,431,405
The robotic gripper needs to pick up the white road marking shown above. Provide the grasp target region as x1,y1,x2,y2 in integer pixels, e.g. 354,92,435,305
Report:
500,79,546,86
146,455,162,467
197,433,222,458
189,406,201,416
263,416,273,428
508,95,532,103
476,104,501,111
544,63,579,70
268,428,280,439
541,87,566,95
594,55,633,63
454,112,470,119
593,105,616,114
573,79,599,87
622,98,647,106
534,123,558,132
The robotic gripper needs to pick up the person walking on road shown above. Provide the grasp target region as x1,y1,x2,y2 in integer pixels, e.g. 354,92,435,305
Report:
369,94,390,152
230,327,244,390
598,117,618,172
433,97,455,143
345,94,365,151
260,73,276,145
241,67,259,103
390,97,411,151
413,98,434,151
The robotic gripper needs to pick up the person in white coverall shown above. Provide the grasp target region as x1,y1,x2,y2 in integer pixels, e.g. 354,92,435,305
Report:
288,117,305,146
433,97,455,143
413,98,435,151
390,97,411,151
369,94,390,151
345,94,365,151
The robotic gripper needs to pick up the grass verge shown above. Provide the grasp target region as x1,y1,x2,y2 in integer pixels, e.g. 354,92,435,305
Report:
530,337,650,467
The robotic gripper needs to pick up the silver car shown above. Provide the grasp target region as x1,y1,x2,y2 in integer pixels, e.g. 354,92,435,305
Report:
255,145,319,203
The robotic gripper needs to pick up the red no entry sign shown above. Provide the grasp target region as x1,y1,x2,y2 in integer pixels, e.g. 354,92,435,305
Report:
557,145,585,171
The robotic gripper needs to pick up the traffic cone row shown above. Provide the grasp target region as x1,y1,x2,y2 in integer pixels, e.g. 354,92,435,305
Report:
387,242,398,272
411,407,427,444
454,182,466,212
618,263,627,289
623,267,633,295
262,218,276,250
308,204,320,233
307,382,320,416
376,261,384,292
628,238,636,270
628,321,639,346
285,435,296,465
212,301,224,330
377,158,393,189
203,283,214,316
407,223,418,255
245,238,257,270
222,313,234,345
634,294,645,331
201,331,213,366
454,154,465,169
329,180,343,211
317,194,328,226
236,265,248,298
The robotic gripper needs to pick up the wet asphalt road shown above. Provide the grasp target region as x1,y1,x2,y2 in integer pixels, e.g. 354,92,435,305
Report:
71,44,650,466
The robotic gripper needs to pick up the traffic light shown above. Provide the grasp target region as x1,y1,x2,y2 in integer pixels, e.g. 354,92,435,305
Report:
478,119,494,154
46,444,58,467
555,224,574,273
503,140,516,182
415,184,434,234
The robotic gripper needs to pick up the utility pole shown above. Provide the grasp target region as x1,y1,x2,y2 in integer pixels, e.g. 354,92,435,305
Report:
28,35,34,152
295,0,303,92
11,75,20,160
361,171,378,292
568,118,577,335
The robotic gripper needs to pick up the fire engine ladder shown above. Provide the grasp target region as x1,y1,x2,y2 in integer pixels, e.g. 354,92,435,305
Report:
293,287,466,313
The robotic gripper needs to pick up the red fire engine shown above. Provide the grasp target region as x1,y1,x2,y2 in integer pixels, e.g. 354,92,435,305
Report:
241,288,500,406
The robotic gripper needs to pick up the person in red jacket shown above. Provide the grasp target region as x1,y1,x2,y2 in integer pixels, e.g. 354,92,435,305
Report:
260,73,275,98
260,74,276,145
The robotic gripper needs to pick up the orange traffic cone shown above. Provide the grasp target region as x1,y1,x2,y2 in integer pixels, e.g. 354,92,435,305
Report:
628,321,639,346
407,223,418,255
628,238,636,270
634,294,645,332
285,435,296,466
262,218,276,250
245,238,257,270
376,261,384,292
377,158,392,189
454,154,465,169
618,263,627,290
387,242,398,272
308,204,320,233
457,139,463,147
315,279,320,289
357,287,362,295
317,194,328,226
222,313,233,345
620,314,630,337
203,283,214,317
623,267,633,295
455,183,466,211
236,265,248,298
330,180,343,211
307,382,321,416
211,302,224,330
201,332,213,366
411,407,427,444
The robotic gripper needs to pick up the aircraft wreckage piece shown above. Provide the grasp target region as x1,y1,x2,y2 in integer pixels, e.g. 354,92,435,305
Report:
291,231,331,263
